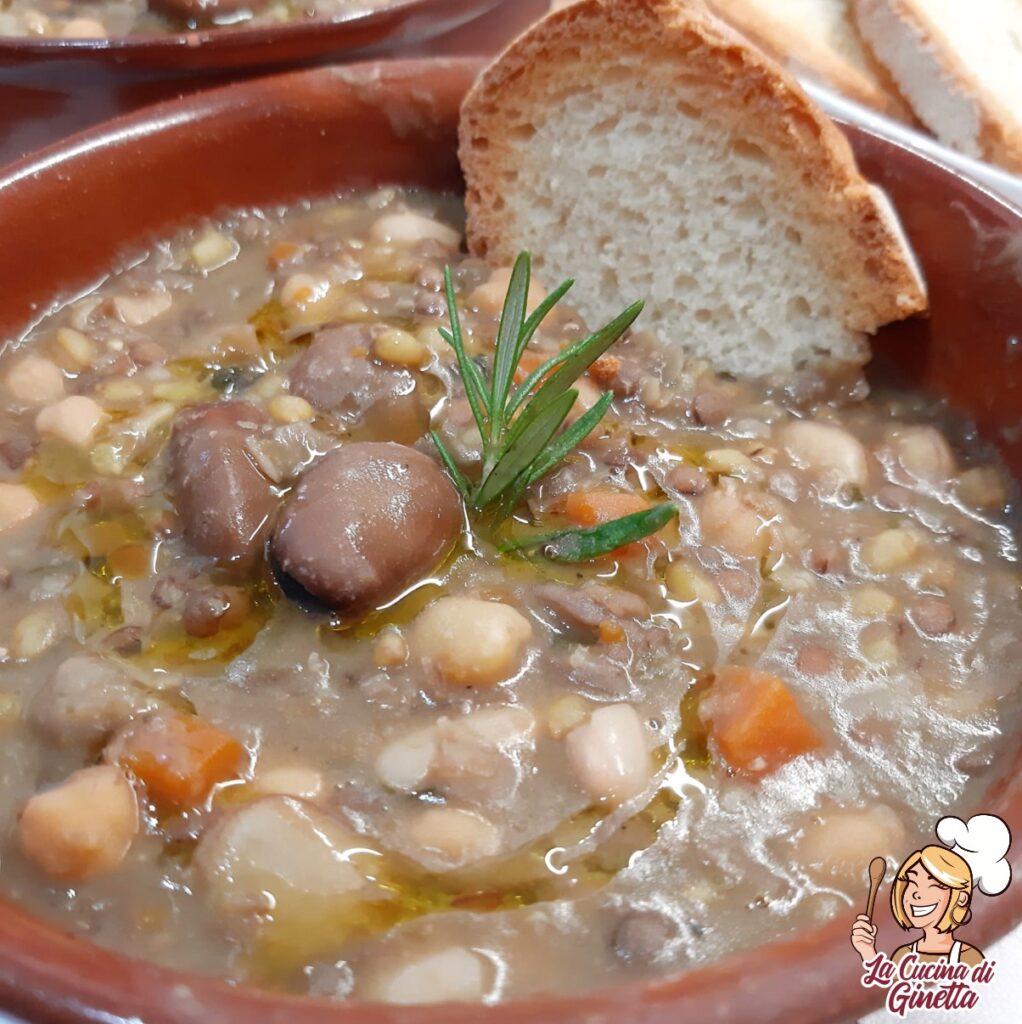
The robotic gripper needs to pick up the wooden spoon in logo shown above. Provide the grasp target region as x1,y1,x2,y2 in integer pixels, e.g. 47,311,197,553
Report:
866,856,887,922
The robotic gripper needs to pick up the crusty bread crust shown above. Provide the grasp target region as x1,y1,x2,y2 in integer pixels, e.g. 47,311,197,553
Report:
853,0,1022,173
460,0,927,348
705,0,913,121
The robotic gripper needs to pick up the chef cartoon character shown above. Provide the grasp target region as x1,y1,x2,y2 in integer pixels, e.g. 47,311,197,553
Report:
851,814,1012,967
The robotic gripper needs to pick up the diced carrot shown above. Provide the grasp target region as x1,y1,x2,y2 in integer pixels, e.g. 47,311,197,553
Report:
560,487,649,527
112,711,244,811
701,666,821,777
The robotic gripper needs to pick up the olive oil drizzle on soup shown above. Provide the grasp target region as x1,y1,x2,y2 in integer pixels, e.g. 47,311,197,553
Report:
0,189,1019,1004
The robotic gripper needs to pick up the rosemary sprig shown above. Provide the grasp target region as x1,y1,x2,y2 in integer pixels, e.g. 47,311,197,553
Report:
499,503,680,562
431,252,676,561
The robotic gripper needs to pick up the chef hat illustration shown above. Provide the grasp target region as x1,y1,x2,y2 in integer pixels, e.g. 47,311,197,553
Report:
936,814,1012,896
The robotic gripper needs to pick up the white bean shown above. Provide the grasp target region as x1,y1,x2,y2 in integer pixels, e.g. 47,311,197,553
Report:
375,727,437,792
780,420,869,488
698,485,768,558
196,797,375,916
369,213,460,249
4,356,64,405
252,765,324,800
566,704,652,804
886,426,954,487
370,946,488,1005
112,290,172,326
799,805,905,880
60,17,106,37
407,807,501,869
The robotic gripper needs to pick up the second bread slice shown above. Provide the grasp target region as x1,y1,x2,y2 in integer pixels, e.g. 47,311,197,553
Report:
460,0,927,377
852,0,1022,173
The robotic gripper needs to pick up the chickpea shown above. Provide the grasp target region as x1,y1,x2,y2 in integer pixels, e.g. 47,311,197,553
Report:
861,528,919,574
407,806,501,868
18,765,138,880
0,483,40,533
469,266,547,316
369,213,460,250
566,704,652,804
545,694,592,739
190,230,238,271
858,622,900,665
780,420,868,488
412,597,532,687
268,395,315,425
4,355,64,406
665,560,722,604
850,585,898,619
35,395,108,449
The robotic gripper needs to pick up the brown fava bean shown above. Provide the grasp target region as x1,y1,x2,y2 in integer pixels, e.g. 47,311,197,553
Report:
168,402,276,572
289,326,427,444
272,443,461,617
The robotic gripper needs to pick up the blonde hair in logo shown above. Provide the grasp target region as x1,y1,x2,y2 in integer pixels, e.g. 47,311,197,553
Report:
891,845,974,933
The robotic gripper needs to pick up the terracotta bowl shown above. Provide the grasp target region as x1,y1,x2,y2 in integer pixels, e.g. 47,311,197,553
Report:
0,0,502,71
0,57,1020,1024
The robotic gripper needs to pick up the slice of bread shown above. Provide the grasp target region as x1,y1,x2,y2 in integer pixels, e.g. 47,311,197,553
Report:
459,0,927,377
705,0,912,121
852,0,1022,173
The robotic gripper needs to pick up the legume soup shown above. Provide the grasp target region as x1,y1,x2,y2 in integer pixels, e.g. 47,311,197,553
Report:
0,188,1019,1005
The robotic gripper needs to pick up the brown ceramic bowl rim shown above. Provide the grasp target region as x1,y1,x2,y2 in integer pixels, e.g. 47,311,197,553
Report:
0,55,1021,1024
0,0,501,65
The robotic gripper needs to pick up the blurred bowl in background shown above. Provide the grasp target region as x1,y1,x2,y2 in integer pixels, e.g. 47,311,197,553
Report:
0,0,502,71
